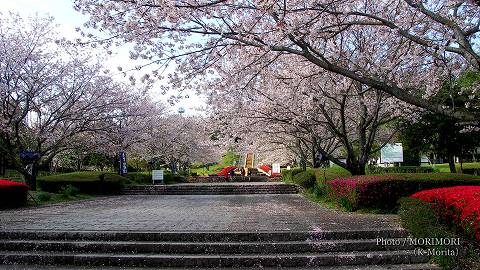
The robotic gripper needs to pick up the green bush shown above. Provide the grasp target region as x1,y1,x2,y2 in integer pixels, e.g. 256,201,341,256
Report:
326,173,480,211
164,173,186,184
398,198,480,269
38,171,126,194
125,171,186,185
367,166,434,174
125,172,152,184
282,168,304,183
37,192,51,202
293,170,316,189
59,185,80,197
462,168,480,175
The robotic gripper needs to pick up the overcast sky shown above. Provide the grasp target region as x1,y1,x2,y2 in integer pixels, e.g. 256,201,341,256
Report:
0,0,205,115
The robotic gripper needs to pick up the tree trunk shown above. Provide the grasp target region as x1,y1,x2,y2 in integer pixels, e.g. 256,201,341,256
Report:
347,164,366,175
0,156,5,177
448,155,457,173
312,137,320,168
346,157,367,176
300,157,307,171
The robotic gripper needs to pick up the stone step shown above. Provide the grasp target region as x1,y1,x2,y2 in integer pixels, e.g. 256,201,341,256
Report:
0,250,430,267
0,264,443,270
0,229,409,242
0,238,415,254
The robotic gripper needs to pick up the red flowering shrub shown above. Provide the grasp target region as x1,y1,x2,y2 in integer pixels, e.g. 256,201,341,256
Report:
326,173,480,211
0,179,29,208
328,175,409,210
411,186,480,241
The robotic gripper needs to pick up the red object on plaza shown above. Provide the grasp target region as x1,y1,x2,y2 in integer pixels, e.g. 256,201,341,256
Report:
258,164,281,177
411,186,480,241
217,166,237,177
259,165,271,174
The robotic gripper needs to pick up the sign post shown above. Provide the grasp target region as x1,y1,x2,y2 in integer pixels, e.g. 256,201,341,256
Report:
119,151,127,176
272,163,281,174
19,150,41,191
152,170,164,185
380,143,404,164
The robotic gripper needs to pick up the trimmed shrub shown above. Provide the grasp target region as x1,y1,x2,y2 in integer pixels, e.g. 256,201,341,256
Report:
282,168,304,183
463,168,480,175
326,173,480,211
0,179,28,208
59,185,80,197
126,172,152,184
165,174,186,184
293,170,316,189
398,197,458,269
126,171,186,185
411,186,480,241
38,172,126,194
367,166,434,174
37,192,51,202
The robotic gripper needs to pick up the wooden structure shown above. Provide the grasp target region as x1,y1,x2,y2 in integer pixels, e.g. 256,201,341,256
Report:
243,152,255,176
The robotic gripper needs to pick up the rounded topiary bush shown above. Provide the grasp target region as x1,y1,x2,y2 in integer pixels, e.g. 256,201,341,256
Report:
282,168,304,183
293,170,316,189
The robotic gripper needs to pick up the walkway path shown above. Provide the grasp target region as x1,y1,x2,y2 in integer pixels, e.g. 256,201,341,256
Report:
0,194,399,232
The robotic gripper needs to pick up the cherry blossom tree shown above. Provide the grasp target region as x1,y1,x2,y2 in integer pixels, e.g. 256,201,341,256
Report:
133,113,221,173
74,0,480,122
207,53,409,174
0,13,133,189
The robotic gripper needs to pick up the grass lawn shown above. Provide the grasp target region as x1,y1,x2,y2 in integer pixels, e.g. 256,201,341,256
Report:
191,164,224,176
37,171,120,182
26,190,95,207
423,162,480,172
311,166,352,181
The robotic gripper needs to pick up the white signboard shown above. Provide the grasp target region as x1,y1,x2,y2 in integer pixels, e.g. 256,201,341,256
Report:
380,143,403,163
272,163,281,174
420,156,430,163
152,170,164,184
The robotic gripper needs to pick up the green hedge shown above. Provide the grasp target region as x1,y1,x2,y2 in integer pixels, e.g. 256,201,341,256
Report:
38,172,126,194
125,172,152,184
282,168,304,183
463,168,480,175
367,166,434,174
293,171,316,189
326,173,480,211
125,171,186,185
398,197,480,269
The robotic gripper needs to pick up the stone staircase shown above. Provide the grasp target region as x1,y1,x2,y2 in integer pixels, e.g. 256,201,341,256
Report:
0,229,439,269
122,182,299,195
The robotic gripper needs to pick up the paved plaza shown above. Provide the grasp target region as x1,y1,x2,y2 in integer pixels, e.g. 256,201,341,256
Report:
0,194,400,232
